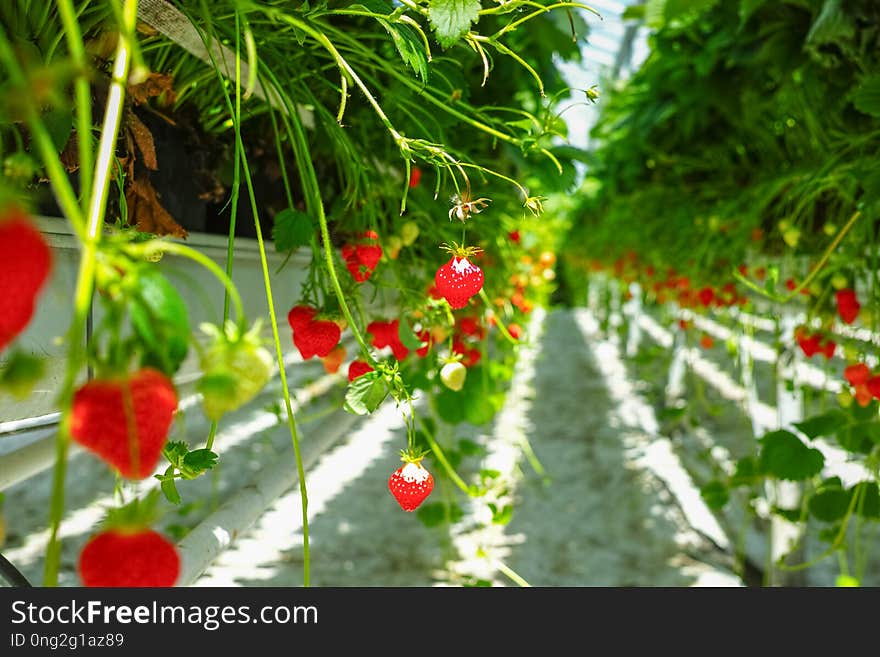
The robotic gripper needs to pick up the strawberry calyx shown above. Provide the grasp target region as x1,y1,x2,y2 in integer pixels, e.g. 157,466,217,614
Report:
439,241,482,260
398,447,430,466
100,490,163,533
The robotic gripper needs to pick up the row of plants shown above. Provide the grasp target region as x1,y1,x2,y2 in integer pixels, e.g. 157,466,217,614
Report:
0,0,591,586
563,0,880,585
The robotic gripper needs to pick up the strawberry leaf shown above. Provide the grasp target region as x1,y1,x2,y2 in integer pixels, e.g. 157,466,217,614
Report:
794,410,849,439
428,0,480,49
398,319,426,351
272,208,313,252
758,430,824,481
344,371,389,415
852,481,880,518
157,466,181,505
809,480,848,523
700,480,729,510
183,449,218,473
129,268,190,375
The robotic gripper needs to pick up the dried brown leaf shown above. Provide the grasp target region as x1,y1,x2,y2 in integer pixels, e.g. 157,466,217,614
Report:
125,177,188,239
128,72,176,106
128,111,158,170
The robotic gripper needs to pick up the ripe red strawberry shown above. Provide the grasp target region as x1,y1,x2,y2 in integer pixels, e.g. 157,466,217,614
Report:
0,207,52,351
845,363,870,386
348,360,374,382
70,368,178,480
795,328,821,358
409,166,422,189
508,230,521,243
697,287,715,307
820,339,836,360
458,316,484,339
293,318,341,359
452,338,481,367
388,460,434,512
287,304,316,331
700,334,714,350
507,323,522,340
435,250,484,310
836,289,860,325
342,231,383,283
867,376,880,400
79,528,179,587
367,319,408,360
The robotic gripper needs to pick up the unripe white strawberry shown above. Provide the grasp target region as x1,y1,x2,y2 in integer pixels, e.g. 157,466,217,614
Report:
440,361,466,391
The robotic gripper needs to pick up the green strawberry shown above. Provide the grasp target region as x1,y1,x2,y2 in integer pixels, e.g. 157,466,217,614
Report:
199,321,273,421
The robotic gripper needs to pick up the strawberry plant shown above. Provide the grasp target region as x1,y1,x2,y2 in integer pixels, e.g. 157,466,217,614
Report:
0,0,583,588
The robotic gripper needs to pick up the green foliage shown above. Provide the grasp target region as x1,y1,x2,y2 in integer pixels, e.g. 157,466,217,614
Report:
344,371,390,415
128,268,190,376
428,0,481,48
272,208,314,253
758,430,824,481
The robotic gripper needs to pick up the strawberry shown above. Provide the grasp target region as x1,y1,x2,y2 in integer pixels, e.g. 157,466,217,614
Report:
400,221,419,246
452,339,481,367
287,304,317,331
458,316,484,339
342,231,383,283
321,344,346,374
0,207,52,351
293,318,341,359
388,459,434,512
697,287,715,307
508,230,521,244
70,368,178,480
348,360,374,382
700,334,714,349
440,361,466,391
820,339,836,360
867,376,880,400
844,363,870,386
199,322,273,421
507,323,522,340
409,166,422,189
367,319,409,360
854,384,873,407
795,327,821,358
435,247,484,309
79,528,179,587
836,289,860,325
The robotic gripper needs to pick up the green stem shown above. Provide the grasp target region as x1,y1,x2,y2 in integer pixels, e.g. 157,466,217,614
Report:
56,0,94,213
493,557,531,587
419,418,471,495
144,242,246,327
43,0,139,587
262,74,376,364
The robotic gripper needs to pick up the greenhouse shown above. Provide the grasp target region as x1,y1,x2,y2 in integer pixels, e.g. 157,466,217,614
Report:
1,0,879,594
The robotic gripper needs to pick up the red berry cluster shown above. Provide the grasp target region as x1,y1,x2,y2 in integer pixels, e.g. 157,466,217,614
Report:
843,363,880,407
341,230,383,283
795,326,836,360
